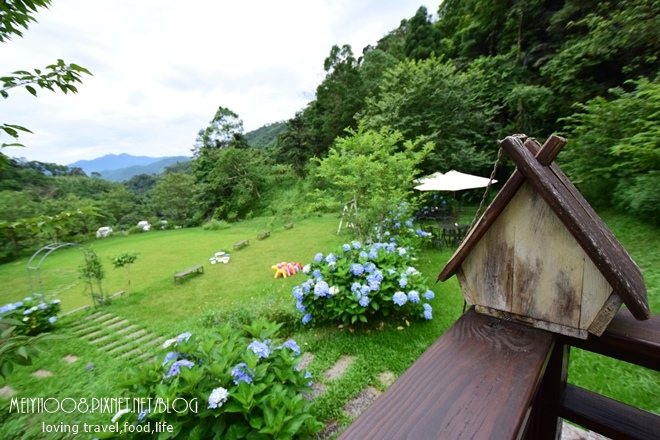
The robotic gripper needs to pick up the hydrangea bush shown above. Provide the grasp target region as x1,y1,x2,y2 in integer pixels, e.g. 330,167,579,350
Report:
0,295,61,336
293,202,435,327
113,321,321,439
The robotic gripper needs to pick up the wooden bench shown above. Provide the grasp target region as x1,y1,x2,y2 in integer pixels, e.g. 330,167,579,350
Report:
257,231,271,240
284,223,294,230
234,239,249,250
173,265,204,282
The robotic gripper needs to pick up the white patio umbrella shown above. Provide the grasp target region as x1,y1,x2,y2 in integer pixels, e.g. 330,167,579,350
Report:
414,170,496,192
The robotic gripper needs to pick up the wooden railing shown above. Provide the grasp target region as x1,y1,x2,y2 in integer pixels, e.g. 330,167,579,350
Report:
339,307,660,440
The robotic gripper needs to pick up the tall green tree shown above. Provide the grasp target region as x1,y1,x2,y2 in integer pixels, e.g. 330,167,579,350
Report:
360,56,494,175
314,125,433,241
149,172,197,224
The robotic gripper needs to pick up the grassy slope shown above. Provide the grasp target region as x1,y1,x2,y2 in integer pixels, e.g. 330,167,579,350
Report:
0,210,657,439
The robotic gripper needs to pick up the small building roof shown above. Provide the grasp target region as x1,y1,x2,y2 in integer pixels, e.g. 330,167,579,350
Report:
439,135,649,321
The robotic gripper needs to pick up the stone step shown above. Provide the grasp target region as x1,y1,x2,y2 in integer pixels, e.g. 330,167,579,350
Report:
106,319,129,330
117,346,145,360
131,332,157,345
115,324,138,335
81,330,105,340
324,355,356,381
107,343,132,355
88,313,114,322
122,329,148,342
89,334,113,345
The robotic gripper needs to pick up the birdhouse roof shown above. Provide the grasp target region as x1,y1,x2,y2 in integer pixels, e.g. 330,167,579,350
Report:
439,135,649,321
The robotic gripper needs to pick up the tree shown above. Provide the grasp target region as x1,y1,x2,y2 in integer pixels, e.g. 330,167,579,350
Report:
192,106,246,157
150,172,197,224
79,251,105,306
1,1,92,153
560,77,660,223
111,252,138,294
404,6,440,61
360,56,494,175
314,125,433,241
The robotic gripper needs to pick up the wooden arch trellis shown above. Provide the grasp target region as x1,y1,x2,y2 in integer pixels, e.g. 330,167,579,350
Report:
26,242,97,302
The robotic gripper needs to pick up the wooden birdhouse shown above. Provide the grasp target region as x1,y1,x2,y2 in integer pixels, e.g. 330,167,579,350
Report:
439,135,650,339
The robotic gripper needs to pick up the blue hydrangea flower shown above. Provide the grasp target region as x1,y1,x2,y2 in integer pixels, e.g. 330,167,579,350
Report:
304,370,313,387
423,304,433,320
292,286,304,301
176,332,192,343
50,299,60,304
399,277,408,288
359,284,371,296
370,270,383,283
0,304,16,313
162,351,178,366
342,244,351,252
405,220,413,227
138,408,150,421
296,301,306,313
351,282,361,293
393,291,408,306
231,363,254,384
281,339,300,356
165,360,194,378
325,253,337,263
388,268,396,275
314,253,323,263
302,313,312,325
359,296,370,307
314,281,329,297
386,244,396,253
48,316,57,324
394,222,401,228
208,387,229,409
302,264,311,274
313,269,321,279
248,340,271,359
38,302,47,310
13,301,23,308
424,290,435,300
408,290,420,303
351,263,365,276
398,247,407,256
24,297,32,302
359,251,368,259
368,249,379,260
364,262,376,274
352,241,362,250
22,309,32,315
406,266,419,276
367,278,380,292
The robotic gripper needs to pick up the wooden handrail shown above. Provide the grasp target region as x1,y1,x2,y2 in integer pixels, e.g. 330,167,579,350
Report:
339,308,659,440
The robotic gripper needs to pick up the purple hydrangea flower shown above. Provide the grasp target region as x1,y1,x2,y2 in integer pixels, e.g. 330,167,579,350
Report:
162,351,178,366
393,291,408,306
248,340,271,359
165,360,194,378
231,363,254,385
281,339,300,356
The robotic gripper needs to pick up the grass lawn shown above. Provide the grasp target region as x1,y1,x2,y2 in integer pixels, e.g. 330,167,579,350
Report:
0,210,657,439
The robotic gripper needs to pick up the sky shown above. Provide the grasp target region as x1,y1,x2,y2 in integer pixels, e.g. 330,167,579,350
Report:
0,0,430,165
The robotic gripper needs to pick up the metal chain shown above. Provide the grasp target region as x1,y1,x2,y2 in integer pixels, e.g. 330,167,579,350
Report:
468,146,504,232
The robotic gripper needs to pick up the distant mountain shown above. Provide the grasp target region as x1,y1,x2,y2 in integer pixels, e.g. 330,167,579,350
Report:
68,153,169,174
99,157,191,182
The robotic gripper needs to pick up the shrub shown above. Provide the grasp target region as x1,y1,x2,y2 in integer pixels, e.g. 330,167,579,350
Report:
202,220,232,231
292,237,435,327
0,295,61,336
112,321,322,439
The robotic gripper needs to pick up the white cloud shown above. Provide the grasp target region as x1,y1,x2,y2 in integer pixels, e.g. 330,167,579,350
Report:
0,0,427,164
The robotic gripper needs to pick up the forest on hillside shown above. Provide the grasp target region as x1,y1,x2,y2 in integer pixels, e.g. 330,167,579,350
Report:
1,0,658,262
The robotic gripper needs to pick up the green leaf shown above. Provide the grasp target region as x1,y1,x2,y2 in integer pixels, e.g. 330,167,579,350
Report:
25,85,37,96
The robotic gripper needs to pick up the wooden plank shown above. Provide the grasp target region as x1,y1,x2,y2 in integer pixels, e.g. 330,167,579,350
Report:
499,136,649,320
558,384,660,440
338,308,555,440
509,183,583,328
560,310,660,371
439,135,567,282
